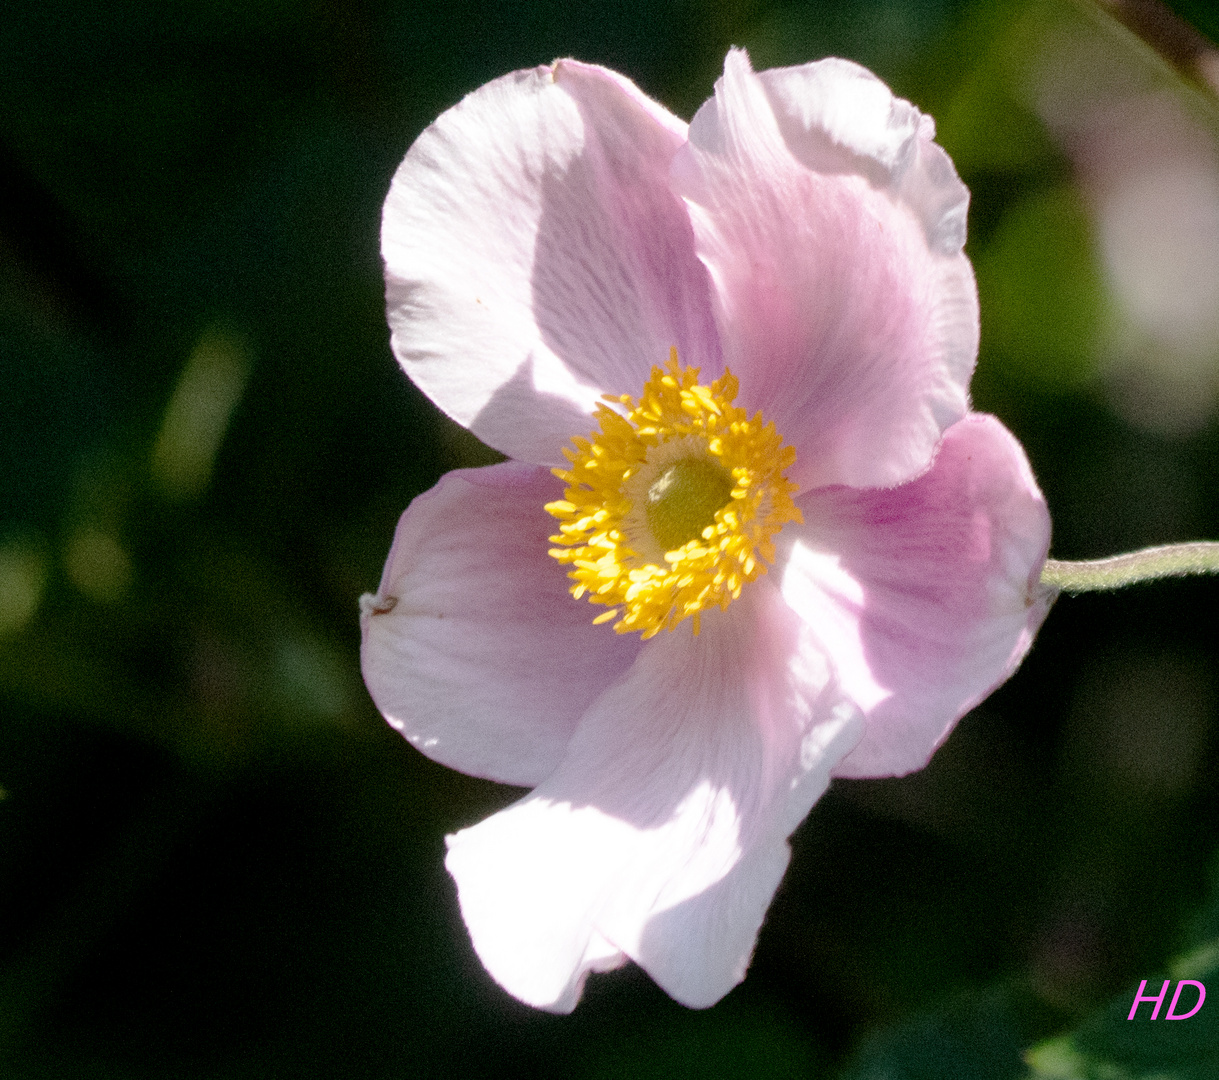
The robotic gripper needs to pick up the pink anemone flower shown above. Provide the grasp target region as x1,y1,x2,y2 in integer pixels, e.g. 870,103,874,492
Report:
362,48,1054,1013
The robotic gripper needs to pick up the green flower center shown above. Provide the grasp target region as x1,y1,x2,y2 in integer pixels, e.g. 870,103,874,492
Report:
645,456,735,553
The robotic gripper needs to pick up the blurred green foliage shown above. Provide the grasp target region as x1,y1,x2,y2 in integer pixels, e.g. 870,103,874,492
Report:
976,186,1104,389
1025,852,1219,1080
2,1,1219,1078
832,852,1219,1078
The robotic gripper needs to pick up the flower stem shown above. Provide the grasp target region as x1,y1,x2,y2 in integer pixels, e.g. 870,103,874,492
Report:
1041,541,1219,593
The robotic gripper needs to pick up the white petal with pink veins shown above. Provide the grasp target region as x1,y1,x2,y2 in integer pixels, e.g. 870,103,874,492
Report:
383,60,720,468
361,461,641,787
444,586,863,1011
757,57,970,253
671,50,977,491
780,414,1053,779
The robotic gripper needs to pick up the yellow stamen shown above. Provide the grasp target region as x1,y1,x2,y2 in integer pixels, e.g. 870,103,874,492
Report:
545,348,802,639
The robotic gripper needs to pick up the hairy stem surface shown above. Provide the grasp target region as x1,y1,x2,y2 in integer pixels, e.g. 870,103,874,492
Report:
1041,541,1219,593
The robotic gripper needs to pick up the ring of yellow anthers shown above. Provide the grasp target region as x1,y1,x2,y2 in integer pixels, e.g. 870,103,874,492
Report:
545,348,801,639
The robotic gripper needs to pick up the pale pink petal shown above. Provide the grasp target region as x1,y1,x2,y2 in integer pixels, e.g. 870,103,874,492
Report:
444,586,864,1012
360,462,641,787
779,414,1053,779
756,57,970,255
670,49,977,490
383,60,720,467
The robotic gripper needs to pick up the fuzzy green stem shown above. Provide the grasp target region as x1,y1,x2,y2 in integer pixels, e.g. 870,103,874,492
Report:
1041,541,1219,593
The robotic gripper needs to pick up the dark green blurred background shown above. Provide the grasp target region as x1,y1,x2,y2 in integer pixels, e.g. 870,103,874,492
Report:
3,1,1219,1077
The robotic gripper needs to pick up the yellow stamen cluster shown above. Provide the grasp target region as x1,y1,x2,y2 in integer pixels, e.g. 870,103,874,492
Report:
545,349,801,639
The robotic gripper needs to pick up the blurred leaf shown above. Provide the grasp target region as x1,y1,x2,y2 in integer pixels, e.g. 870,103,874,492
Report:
930,0,1059,176
976,186,1107,389
151,325,251,503
1025,854,1219,1080
0,534,48,636
741,0,956,86
585,1000,823,1080
829,850,1219,1080
837,984,1030,1080
1166,0,1219,47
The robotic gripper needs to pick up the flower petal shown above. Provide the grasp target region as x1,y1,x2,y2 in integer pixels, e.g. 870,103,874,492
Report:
779,414,1053,779
383,60,720,467
756,57,970,255
444,586,864,1012
360,461,642,787
671,49,978,490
